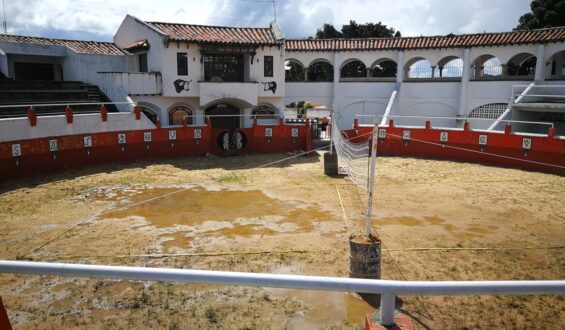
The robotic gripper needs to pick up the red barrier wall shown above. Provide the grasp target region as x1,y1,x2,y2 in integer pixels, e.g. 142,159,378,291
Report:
342,121,565,175
0,120,311,181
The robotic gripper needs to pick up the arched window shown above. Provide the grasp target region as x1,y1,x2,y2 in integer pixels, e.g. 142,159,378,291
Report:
547,50,565,79
407,59,432,78
285,60,305,82
139,106,158,124
372,60,397,78
251,105,277,119
473,55,502,79
507,53,536,77
436,57,463,78
169,106,192,126
307,61,334,82
340,60,366,78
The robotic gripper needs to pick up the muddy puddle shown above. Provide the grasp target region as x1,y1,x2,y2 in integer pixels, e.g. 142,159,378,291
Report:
94,186,339,250
269,263,374,328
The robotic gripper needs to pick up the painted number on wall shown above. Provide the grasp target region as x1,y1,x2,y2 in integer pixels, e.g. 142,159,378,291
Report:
440,132,449,142
118,133,127,145
144,132,152,142
522,138,532,150
402,130,411,140
49,139,58,152
194,129,202,139
12,144,21,157
291,128,299,137
478,135,488,146
378,129,386,139
169,130,177,141
265,128,273,137
83,136,92,148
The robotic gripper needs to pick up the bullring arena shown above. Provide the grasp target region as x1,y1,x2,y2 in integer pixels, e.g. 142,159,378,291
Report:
0,153,563,329
0,10,565,330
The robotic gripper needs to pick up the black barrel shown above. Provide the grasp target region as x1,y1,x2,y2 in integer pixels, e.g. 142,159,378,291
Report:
324,153,338,176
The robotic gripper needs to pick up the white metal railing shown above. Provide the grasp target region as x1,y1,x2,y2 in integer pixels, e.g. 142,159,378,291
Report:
511,84,565,103
0,260,563,326
355,114,554,130
380,87,399,126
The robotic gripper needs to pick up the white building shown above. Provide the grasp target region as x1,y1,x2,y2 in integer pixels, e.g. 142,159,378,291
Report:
1,15,564,135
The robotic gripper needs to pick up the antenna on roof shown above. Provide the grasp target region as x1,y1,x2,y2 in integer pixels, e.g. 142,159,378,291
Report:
2,0,7,34
272,0,277,21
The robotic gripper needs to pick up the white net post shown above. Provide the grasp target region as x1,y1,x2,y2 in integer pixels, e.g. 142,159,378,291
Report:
365,118,378,236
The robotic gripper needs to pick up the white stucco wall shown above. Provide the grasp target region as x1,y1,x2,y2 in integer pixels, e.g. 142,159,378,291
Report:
0,112,155,142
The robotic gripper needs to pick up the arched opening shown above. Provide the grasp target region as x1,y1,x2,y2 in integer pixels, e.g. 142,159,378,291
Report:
285,59,305,82
205,103,240,129
139,106,158,125
340,60,367,78
436,56,463,78
371,59,397,78
507,53,536,78
472,55,502,79
251,104,277,119
307,60,334,82
168,105,192,126
406,58,432,79
547,50,565,80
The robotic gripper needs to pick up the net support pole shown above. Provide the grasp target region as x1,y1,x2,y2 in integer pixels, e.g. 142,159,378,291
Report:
365,117,378,236
329,109,334,155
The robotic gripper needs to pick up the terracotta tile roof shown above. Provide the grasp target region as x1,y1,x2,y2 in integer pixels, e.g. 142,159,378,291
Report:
124,39,150,52
145,21,280,45
286,26,565,51
0,34,126,55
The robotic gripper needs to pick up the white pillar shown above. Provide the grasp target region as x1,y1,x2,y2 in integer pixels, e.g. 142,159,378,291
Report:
396,51,404,84
458,48,471,117
535,44,545,83
332,53,341,119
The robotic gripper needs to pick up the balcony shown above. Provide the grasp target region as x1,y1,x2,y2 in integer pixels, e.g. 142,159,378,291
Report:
199,81,258,106
98,72,162,96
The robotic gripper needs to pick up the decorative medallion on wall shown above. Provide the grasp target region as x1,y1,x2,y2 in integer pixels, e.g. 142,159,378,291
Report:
174,79,192,93
261,81,277,94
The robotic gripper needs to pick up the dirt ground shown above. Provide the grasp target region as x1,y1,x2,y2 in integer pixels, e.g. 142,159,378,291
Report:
0,153,563,329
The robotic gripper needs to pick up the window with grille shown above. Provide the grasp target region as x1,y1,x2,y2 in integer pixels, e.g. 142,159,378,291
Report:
541,112,565,122
469,104,507,119
264,56,273,77
177,53,188,76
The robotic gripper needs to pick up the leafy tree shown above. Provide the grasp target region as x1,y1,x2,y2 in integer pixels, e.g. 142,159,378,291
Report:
516,0,565,30
315,20,401,39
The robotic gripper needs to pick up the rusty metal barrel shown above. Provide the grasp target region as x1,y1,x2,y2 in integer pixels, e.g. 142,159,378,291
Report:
349,234,381,307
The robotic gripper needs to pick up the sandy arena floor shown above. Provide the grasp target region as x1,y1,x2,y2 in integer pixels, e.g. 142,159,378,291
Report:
0,153,563,329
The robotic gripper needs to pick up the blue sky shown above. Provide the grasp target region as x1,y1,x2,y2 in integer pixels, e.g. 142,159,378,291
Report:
2,0,532,41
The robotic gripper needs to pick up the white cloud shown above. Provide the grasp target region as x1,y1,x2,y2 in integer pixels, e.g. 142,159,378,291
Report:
2,0,532,40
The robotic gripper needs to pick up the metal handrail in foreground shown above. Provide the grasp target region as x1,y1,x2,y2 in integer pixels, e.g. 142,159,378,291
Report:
0,260,563,326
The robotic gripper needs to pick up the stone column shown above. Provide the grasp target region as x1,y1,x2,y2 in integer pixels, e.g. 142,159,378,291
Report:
535,44,545,82
396,51,404,83
332,52,341,118
458,48,471,118
431,66,437,78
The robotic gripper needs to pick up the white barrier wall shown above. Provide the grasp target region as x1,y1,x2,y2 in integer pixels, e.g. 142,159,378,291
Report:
0,112,156,143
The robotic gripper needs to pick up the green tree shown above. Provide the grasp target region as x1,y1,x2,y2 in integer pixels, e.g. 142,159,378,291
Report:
516,0,565,30
315,20,400,39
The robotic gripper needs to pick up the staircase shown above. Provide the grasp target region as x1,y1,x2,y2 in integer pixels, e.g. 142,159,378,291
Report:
0,79,117,118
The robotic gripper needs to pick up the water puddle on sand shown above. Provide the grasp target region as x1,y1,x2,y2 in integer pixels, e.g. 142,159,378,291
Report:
160,231,192,253
268,263,374,328
100,187,336,238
